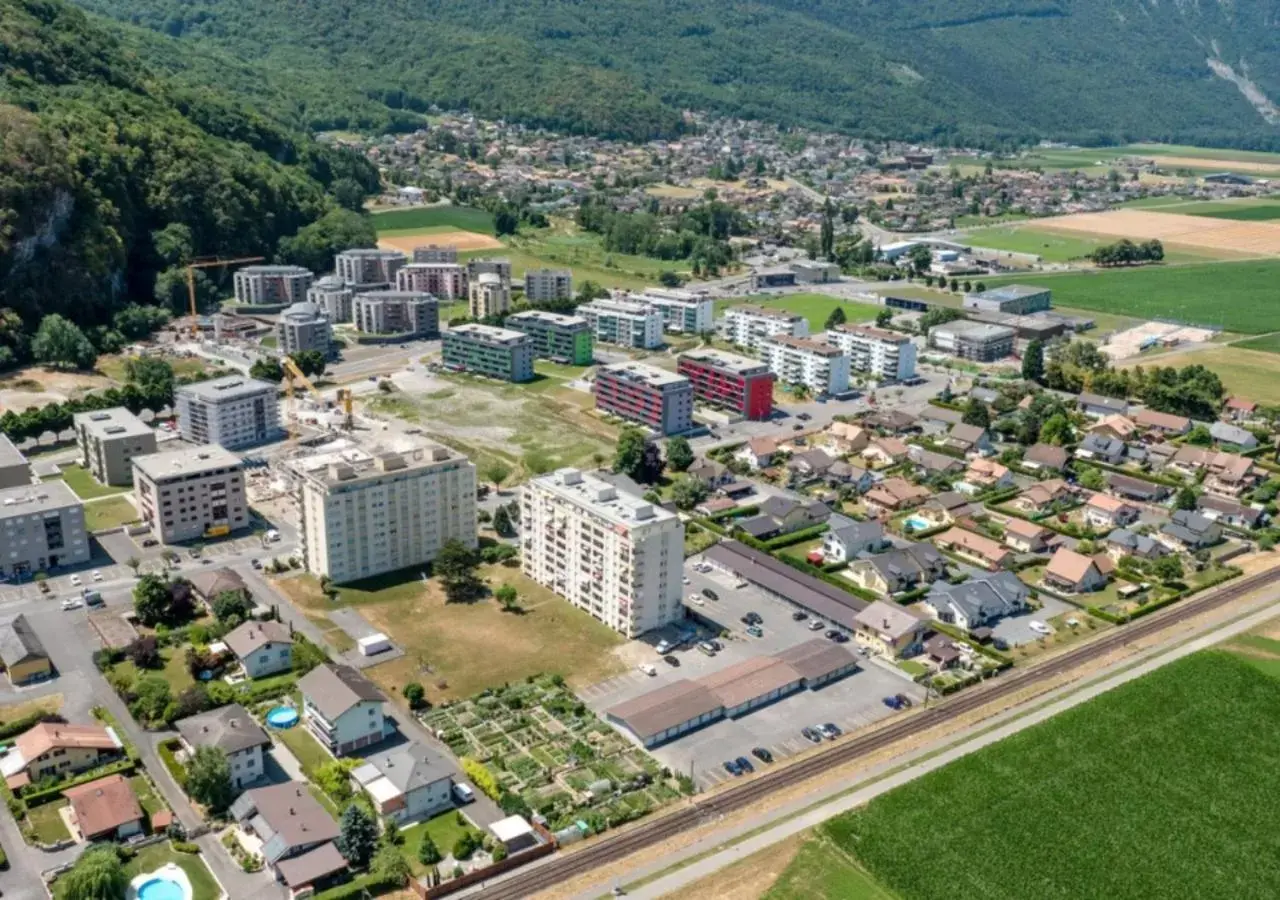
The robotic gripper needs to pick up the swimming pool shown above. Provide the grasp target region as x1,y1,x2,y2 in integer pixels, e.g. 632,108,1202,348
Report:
128,864,192,900
903,515,932,532
266,705,299,729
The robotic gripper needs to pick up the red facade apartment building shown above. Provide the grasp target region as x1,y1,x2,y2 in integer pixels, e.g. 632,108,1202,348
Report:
594,361,694,435
676,348,775,421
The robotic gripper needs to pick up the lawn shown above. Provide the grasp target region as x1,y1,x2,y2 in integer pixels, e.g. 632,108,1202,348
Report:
810,651,1280,900
47,463,129,500
280,564,627,703
401,811,484,875
1177,200,1280,221
373,205,496,235
114,647,196,695
962,223,1218,263
983,260,1280,333
120,842,221,900
765,833,897,900
713,293,882,330
272,717,332,779
1121,346,1280,405
83,495,140,531
130,774,166,817
1230,332,1280,354
27,799,71,843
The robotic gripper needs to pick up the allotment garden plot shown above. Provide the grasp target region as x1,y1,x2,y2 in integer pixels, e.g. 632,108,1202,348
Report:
421,677,688,834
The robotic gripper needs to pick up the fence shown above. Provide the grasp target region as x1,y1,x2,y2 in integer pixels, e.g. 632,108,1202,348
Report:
413,830,558,899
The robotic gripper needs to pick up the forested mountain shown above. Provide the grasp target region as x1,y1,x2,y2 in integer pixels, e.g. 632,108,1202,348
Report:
0,0,377,339
72,0,1280,148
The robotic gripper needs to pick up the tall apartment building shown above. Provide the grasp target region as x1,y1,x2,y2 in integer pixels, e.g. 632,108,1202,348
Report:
0,481,88,575
276,302,333,358
578,297,664,349
291,441,477,583
335,249,405,289
825,323,917,382
594,362,693,435
522,468,684,637
442,324,534,382
928,321,1016,362
639,289,714,334
176,376,281,450
74,407,156,487
413,245,458,264
523,269,572,304
465,258,512,284
232,266,314,306
760,336,850,396
505,310,593,365
352,291,439,338
676,349,775,421
722,305,810,353
0,436,31,490
468,273,511,319
307,276,354,323
396,263,467,300
133,445,248,543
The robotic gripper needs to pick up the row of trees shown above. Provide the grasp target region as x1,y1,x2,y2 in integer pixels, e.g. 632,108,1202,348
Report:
1086,238,1164,267
575,197,745,273
1040,339,1226,419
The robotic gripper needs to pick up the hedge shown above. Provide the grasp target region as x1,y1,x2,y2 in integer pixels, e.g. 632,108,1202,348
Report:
976,485,1022,506
707,504,759,522
22,758,137,808
460,757,500,801
1068,458,1184,488
894,586,930,607
313,874,402,900
0,710,64,742
761,523,830,550
158,738,188,788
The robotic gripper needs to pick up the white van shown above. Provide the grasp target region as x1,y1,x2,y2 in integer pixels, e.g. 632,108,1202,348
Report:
452,783,475,804
637,663,657,677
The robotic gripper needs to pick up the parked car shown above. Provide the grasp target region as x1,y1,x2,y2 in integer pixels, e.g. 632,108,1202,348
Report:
663,655,680,667
746,625,763,638
894,693,913,709
791,610,808,621
797,413,812,421
723,759,742,777
697,642,717,657
637,663,657,677
141,538,158,548
60,597,82,611
751,747,774,764
734,756,754,773
882,695,905,710
745,612,762,625
251,558,263,570
91,570,103,582
1029,621,1052,635
793,424,804,431
655,640,673,654
830,631,850,644
84,591,104,608
801,727,823,743
452,783,475,804
808,620,824,631
69,574,82,587
687,594,704,607
702,588,718,601
682,576,690,585
820,723,842,739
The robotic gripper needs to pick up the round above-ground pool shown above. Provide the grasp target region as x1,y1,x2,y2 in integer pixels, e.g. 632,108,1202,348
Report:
266,705,299,729
128,863,192,900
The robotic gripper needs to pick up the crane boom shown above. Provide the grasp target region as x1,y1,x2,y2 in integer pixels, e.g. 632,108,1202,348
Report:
184,256,265,336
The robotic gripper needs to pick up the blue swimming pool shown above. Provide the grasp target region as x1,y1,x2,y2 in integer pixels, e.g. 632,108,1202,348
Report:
135,876,186,900
266,705,299,729
903,515,932,532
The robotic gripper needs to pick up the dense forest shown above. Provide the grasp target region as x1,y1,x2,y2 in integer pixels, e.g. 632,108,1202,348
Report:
0,0,378,356
72,0,1280,148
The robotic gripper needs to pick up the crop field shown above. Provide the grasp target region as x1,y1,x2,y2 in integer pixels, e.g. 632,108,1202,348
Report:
1180,200,1280,221
803,651,1280,900
1121,346,1280,405
1231,332,1280,354
964,223,1222,263
983,260,1280,333
372,205,496,235
713,293,881,329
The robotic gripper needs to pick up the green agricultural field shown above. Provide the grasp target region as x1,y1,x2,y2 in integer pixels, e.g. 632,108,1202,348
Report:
373,205,495,235
1231,333,1280,354
808,651,1280,900
1122,346,1280,405
1179,200,1280,221
983,260,1280,333
964,224,1219,263
713,293,881,330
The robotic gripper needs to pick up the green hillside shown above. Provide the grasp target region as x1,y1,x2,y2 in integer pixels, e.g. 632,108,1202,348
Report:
71,0,1280,147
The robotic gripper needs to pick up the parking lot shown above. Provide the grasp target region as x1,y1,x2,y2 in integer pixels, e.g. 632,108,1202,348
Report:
580,560,923,788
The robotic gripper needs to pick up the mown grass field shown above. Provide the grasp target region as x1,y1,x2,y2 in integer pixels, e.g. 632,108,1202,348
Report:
1230,332,1280,354
983,260,1280,333
373,205,496,235
713,293,882,330
1121,345,1280,404
809,651,1280,900
964,223,1221,263
1181,200,1280,221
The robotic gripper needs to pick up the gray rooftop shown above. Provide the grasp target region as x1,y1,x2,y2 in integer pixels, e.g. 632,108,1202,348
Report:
447,323,531,345
600,360,689,387
0,434,27,470
970,284,1047,301
132,445,243,481
298,664,384,720
0,614,46,667
506,310,588,328
931,320,1017,341
0,480,81,517
239,265,312,276
177,375,277,403
224,620,292,659
703,540,868,628
353,742,454,794
679,347,771,375
175,703,270,755
927,571,1028,624
74,407,152,440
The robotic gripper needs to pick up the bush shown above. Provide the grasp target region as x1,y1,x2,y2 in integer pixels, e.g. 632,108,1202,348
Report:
452,831,478,860
460,757,500,800
172,841,200,854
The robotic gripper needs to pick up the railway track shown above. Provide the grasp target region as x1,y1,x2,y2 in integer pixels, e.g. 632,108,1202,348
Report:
469,565,1280,900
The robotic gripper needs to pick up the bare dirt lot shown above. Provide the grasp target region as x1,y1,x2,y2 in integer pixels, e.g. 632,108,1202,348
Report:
1156,155,1280,175
0,367,114,410
377,229,505,253
1037,209,1280,256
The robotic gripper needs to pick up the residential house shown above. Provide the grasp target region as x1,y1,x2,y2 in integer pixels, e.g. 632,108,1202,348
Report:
735,437,778,470
846,544,948,596
175,703,271,790
908,446,964,480
686,459,732,489
1084,493,1140,529
1022,443,1069,473
65,774,144,842
822,422,871,455
188,567,251,608
852,601,928,658
1223,397,1257,423
231,782,344,890
1132,408,1191,437
1078,393,1128,418
694,497,737,517
1159,509,1222,551
1075,434,1126,465
1197,495,1265,530
821,517,887,563
1011,480,1074,516
351,742,455,826
0,614,51,685
759,495,830,533
924,633,962,669
1168,448,1259,497
1003,518,1050,553
964,458,1014,492
1044,547,1108,593
933,527,1013,570
920,406,964,433
942,423,992,456
915,491,973,529
1106,473,1169,503
1105,528,1168,561
718,481,755,501
863,478,930,516
923,572,1030,631
1147,442,1180,470
825,460,874,492
786,449,835,483
863,410,919,434
861,437,909,467
1089,415,1138,442
224,620,294,679
0,723,123,791
1209,421,1258,450
298,664,389,756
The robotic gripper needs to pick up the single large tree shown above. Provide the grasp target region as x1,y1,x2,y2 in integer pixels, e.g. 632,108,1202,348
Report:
614,427,661,483
1022,339,1045,383
59,845,127,900
665,436,695,473
133,574,173,625
961,398,991,429
1175,486,1198,511
435,539,483,603
186,745,234,812
824,306,847,330
32,314,97,370
336,803,379,869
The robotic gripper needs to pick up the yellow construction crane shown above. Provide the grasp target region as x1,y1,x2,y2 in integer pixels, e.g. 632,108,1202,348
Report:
185,256,265,336
336,388,355,431
281,354,323,437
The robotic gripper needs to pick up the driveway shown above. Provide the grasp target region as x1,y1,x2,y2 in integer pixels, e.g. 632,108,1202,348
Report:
992,595,1076,646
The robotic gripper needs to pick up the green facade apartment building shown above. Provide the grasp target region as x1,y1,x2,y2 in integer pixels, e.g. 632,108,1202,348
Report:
505,310,593,365
442,323,535,382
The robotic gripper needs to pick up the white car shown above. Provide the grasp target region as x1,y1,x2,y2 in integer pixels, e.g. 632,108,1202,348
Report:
682,576,690,585
1029,621,1052,635
69,574,82,587
687,594,704,607
92,570,103,582
60,597,82,611
637,663,657,677
808,620,824,631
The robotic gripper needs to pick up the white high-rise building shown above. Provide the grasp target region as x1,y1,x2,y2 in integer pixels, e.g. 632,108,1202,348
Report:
522,469,684,637
578,297,664,349
824,323,917,382
290,440,477,583
722,305,809,353
637,289,714,334
760,335,850,396
176,376,281,450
